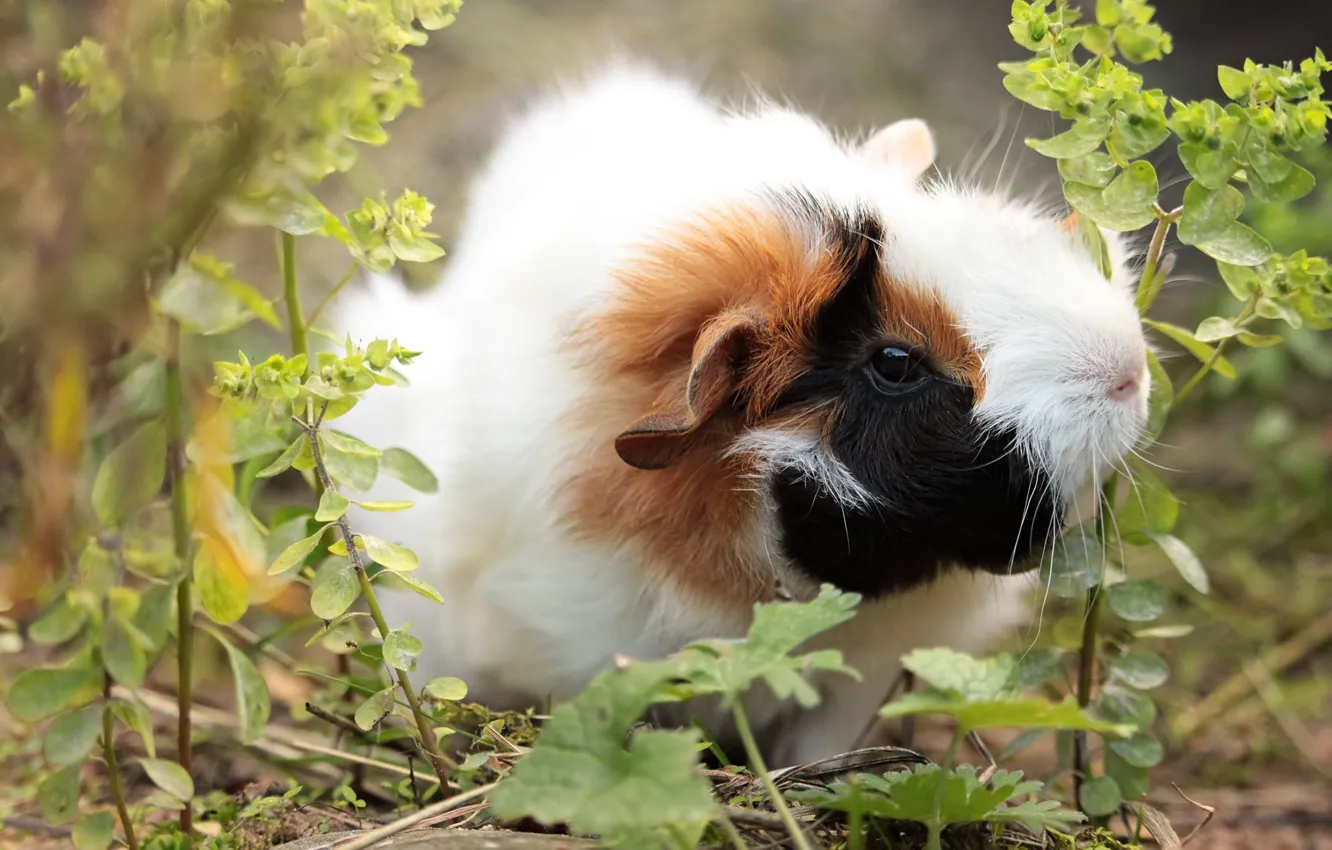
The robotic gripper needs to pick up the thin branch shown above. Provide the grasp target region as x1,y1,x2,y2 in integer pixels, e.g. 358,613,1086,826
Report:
103,677,139,850
333,782,498,850
731,700,818,850
307,261,359,328
163,316,194,836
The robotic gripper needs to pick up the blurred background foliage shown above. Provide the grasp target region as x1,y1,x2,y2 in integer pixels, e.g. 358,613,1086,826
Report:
2,0,1330,824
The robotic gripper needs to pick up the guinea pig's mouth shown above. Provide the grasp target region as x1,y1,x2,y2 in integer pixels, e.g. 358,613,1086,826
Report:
771,428,1066,599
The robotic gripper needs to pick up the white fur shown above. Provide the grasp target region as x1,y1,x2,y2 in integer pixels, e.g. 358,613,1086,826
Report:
331,62,1148,765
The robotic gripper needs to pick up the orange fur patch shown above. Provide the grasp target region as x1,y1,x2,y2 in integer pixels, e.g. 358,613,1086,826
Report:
561,198,983,608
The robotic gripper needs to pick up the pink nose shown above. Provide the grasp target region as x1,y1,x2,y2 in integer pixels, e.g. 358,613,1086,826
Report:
1108,369,1143,402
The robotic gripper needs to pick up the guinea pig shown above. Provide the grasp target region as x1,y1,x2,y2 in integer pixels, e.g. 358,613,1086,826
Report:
331,62,1151,768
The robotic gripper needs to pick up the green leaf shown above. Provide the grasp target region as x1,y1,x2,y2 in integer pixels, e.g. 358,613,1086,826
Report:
1040,527,1105,598
214,630,270,746
1059,152,1119,188
354,686,396,730
361,535,419,572
1096,683,1157,726
1117,463,1179,541
388,231,446,263
1106,580,1167,622
321,429,382,457
139,757,195,802
1217,261,1259,300
1194,315,1242,342
379,570,444,604
38,763,82,825
43,704,103,767
1027,114,1111,158
1064,161,1159,231
1104,744,1151,801
351,499,414,512
1109,650,1170,690
1143,319,1238,379
257,435,306,478
1141,349,1172,445
72,811,115,850
1147,532,1209,594
1248,160,1314,204
8,665,101,722
1237,331,1284,347
1109,733,1164,768
1178,181,1273,265
379,447,439,493
682,584,861,707
103,613,147,689
1015,647,1067,689
1177,142,1237,189
267,524,332,576
489,660,715,837
310,557,360,619
383,627,424,672
322,440,380,491
156,263,260,335
424,677,468,701
29,596,89,645
1132,623,1194,639
315,489,350,522
111,697,156,758
1079,775,1123,817
1217,65,1251,100
92,419,167,526
194,542,248,625
879,692,1134,736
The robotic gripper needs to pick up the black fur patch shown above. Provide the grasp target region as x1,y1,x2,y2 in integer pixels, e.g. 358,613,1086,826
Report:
767,193,1062,599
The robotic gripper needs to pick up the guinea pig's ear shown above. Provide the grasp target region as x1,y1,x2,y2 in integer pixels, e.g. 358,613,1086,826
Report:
614,308,759,470
859,118,937,182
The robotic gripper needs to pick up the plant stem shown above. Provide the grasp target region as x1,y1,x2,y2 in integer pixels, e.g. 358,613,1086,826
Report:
1133,208,1181,314
307,261,358,328
1073,474,1119,811
730,700,816,850
715,809,748,850
282,233,310,374
163,317,194,836
305,422,455,787
103,678,139,850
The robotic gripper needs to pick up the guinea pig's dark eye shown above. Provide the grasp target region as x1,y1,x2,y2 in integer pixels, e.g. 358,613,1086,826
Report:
867,345,931,392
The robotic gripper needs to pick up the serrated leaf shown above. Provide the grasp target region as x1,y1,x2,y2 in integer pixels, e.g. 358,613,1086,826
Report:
315,489,350,522
1117,463,1179,542
902,648,1018,702
310,557,360,619
1109,650,1170,690
379,447,438,492
1143,319,1238,379
488,659,714,837
424,677,468,701
268,524,331,576
1027,114,1111,157
681,584,860,707
213,630,270,745
257,435,305,478
38,763,81,825
354,687,396,730
1079,775,1122,817
43,705,103,767
93,419,167,526
1106,580,1167,622
7,665,101,722
139,757,194,801
1141,532,1208,594
194,540,248,625
361,535,419,572
383,628,424,672
72,811,114,850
